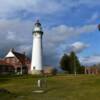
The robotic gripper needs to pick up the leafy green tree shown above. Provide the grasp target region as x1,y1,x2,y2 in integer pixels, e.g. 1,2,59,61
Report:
60,51,84,74
78,65,85,74
60,54,71,73
70,51,81,74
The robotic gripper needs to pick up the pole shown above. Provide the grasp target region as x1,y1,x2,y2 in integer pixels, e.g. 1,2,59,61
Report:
74,55,76,76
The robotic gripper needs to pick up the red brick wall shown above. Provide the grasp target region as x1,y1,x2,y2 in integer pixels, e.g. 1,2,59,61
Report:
5,57,22,69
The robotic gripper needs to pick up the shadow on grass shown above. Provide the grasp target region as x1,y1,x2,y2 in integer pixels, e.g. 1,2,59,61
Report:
0,88,17,100
0,78,10,83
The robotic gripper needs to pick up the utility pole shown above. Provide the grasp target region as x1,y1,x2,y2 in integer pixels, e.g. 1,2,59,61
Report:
74,55,77,76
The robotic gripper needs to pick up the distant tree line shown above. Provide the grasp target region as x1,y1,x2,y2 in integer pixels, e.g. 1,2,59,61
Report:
60,51,85,74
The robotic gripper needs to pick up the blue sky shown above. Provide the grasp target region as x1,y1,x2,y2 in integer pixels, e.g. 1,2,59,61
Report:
0,0,100,67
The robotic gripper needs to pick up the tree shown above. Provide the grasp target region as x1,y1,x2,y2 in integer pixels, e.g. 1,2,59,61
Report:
60,52,84,74
70,52,82,74
78,65,85,74
60,54,71,73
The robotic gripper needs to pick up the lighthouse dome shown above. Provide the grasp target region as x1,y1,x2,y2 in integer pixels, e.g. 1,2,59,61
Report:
35,20,41,26
33,20,43,34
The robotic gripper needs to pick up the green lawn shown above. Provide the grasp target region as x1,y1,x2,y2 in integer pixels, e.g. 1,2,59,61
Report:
0,75,100,100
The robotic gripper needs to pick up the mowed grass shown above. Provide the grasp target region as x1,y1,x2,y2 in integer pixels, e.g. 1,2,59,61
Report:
0,75,100,100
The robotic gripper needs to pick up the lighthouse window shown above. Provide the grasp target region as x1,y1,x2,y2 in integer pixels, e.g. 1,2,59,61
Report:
34,33,36,36
33,67,35,69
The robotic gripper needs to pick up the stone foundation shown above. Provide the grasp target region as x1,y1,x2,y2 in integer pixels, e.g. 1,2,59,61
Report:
30,70,43,75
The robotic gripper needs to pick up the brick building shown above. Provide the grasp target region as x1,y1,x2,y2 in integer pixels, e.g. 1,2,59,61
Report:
85,66,100,75
0,60,14,74
0,49,31,75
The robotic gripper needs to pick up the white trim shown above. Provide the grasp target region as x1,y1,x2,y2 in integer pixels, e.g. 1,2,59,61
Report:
5,51,15,58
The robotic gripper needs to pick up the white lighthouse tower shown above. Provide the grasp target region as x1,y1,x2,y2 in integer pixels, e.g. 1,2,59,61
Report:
30,20,43,74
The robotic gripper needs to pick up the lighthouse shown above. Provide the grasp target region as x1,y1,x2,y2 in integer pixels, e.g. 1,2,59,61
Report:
30,20,43,74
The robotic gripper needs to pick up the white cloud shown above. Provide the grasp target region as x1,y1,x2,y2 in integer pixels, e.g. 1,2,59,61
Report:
80,55,100,65
0,19,33,53
69,42,89,53
0,0,99,18
0,0,65,18
45,24,97,46
17,45,32,55
7,31,16,40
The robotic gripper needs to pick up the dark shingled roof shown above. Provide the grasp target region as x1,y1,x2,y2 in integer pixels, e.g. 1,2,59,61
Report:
12,51,30,65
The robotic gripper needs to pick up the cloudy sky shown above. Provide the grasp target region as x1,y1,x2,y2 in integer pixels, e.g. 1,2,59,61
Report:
0,0,100,67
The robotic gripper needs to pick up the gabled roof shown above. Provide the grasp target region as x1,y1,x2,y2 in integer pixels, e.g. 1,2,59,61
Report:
5,50,15,58
12,51,30,64
5,49,31,65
